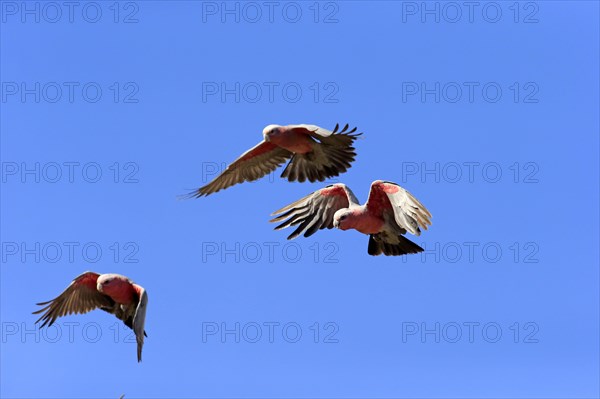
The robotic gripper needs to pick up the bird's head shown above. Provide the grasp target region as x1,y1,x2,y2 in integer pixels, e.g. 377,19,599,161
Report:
262,124,283,142
97,274,118,293
333,209,353,230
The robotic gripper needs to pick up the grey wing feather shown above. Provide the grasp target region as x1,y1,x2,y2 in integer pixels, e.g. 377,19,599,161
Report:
280,124,362,183
185,141,292,197
287,124,333,137
133,286,148,362
386,185,432,235
33,271,113,328
270,184,354,239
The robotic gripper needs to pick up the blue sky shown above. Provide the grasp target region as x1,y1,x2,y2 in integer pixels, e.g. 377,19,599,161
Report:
1,1,599,398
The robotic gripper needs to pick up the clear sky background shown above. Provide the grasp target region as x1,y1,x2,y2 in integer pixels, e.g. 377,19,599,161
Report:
1,1,599,398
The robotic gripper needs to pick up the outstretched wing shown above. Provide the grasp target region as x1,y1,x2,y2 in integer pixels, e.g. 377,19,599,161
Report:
33,271,113,328
287,123,360,139
270,184,358,239
365,181,432,235
132,284,148,362
280,124,362,183
185,141,292,198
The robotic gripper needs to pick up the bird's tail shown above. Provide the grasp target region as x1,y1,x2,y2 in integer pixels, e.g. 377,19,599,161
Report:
137,339,143,363
281,124,361,183
368,233,424,256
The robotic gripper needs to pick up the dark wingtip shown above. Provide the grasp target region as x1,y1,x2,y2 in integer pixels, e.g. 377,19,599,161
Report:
177,189,207,200
273,220,291,231
39,318,52,328
332,124,362,139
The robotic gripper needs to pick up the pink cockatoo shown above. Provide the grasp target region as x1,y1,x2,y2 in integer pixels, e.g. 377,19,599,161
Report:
186,123,362,197
33,271,148,362
270,180,432,256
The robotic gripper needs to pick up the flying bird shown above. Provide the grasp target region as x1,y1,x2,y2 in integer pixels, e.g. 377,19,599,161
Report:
186,123,362,197
270,180,432,256
33,271,148,362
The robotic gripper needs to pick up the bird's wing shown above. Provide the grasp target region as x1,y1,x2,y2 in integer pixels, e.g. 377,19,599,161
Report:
365,181,432,236
185,140,292,197
270,184,358,239
287,124,334,137
280,124,362,183
132,284,148,362
287,123,359,138
33,271,113,328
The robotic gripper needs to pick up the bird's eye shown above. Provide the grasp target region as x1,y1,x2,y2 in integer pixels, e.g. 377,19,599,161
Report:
340,215,347,221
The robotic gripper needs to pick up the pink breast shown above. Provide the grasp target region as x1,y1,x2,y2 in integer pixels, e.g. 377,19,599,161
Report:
271,130,313,154
353,213,385,235
104,282,135,305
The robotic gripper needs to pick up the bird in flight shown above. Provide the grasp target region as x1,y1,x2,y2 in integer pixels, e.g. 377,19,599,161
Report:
33,271,148,362
270,180,432,256
185,123,362,197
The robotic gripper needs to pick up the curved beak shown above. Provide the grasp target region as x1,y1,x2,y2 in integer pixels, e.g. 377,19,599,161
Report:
333,219,339,229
